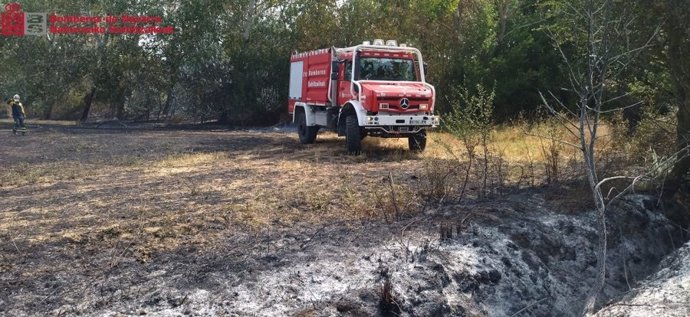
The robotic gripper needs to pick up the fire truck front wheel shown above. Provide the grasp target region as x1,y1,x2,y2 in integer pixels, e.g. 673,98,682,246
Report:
408,130,427,152
297,111,318,144
345,115,362,155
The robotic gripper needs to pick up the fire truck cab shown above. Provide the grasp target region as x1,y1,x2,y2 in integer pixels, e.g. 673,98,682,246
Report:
288,40,439,154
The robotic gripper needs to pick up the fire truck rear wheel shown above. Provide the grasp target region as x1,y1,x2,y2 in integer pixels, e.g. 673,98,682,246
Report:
409,130,427,152
297,111,318,144
346,115,362,155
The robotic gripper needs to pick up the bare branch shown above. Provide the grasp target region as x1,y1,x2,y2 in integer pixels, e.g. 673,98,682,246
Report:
595,100,644,114
545,27,584,90
597,145,690,210
601,91,633,105
598,175,648,209
547,90,579,118
539,92,582,141
510,297,548,317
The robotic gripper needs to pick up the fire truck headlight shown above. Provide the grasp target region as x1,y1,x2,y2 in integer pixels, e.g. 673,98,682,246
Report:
419,104,429,111
379,103,389,109
366,116,379,124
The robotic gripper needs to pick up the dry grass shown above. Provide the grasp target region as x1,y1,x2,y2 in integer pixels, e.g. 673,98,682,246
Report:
0,120,628,260
0,127,428,259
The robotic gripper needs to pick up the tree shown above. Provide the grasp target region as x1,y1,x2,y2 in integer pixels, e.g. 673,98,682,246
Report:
540,0,659,313
658,1,690,201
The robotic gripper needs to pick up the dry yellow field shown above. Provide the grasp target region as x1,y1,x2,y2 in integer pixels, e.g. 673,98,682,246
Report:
0,122,606,257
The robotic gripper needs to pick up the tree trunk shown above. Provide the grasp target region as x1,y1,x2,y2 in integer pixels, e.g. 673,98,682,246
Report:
81,32,109,123
496,0,511,45
43,102,53,120
663,84,690,200
160,86,175,120
115,100,125,120
80,87,96,123
661,2,690,201
242,0,257,41
42,90,54,120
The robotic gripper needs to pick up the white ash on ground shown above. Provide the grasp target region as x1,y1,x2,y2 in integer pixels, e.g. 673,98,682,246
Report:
591,241,690,317
16,193,679,317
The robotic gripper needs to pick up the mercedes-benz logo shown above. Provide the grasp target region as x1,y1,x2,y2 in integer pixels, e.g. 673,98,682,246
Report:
400,98,410,109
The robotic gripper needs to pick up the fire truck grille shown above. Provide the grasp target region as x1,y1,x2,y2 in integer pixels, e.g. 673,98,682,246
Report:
377,97,427,111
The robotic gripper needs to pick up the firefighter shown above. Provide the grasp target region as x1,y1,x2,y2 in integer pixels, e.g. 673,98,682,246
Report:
8,94,27,134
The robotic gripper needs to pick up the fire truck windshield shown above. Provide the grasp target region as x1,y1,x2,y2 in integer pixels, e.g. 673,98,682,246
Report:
358,57,417,81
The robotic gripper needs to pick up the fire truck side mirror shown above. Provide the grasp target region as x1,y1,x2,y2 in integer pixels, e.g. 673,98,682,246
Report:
330,61,339,80
423,62,429,77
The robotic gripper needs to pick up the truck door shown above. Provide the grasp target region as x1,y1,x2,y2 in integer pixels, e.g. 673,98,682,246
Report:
337,60,354,106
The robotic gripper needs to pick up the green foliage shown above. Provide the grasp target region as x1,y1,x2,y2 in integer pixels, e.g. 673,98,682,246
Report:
0,0,678,128
443,82,496,198
444,83,495,142
537,115,568,184
614,104,678,165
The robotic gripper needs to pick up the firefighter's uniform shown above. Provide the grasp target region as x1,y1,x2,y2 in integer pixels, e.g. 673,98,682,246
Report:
8,98,27,133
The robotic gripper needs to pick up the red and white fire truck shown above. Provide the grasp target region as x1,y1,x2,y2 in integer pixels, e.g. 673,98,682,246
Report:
288,39,439,154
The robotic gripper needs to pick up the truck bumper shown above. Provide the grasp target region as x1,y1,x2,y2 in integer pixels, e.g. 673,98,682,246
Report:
361,114,440,136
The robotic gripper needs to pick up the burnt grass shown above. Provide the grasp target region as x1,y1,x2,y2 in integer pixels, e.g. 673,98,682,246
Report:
0,123,436,315
0,123,686,316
